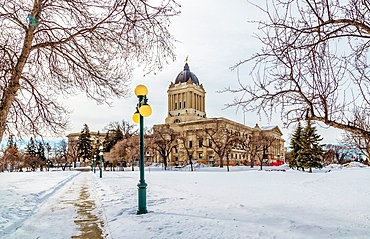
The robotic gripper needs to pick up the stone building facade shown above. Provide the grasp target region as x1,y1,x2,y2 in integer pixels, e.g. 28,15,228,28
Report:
66,62,285,167
153,62,285,166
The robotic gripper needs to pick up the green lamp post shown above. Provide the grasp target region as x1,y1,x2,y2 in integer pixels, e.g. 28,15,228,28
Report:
93,155,96,173
99,146,103,178
47,160,51,171
132,84,152,215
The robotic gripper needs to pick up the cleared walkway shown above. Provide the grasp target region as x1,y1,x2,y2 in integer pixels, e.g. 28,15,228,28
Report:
6,172,110,239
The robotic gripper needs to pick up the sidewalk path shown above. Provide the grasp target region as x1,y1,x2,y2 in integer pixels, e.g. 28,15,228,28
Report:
6,172,110,239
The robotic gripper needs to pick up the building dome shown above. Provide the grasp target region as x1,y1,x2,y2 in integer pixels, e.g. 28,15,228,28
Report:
175,63,199,85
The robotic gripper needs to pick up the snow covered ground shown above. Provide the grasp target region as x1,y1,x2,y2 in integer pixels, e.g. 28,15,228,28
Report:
1,165,369,239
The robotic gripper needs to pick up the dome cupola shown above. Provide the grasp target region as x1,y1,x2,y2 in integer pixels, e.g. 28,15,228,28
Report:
174,63,199,85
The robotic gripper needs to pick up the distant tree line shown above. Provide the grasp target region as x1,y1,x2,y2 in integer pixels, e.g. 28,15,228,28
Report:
1,119,284,172
5,118,366,173
0,135,70,172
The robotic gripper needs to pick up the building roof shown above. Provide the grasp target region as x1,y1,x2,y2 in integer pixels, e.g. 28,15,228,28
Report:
174,63,199,85
261,125,284,136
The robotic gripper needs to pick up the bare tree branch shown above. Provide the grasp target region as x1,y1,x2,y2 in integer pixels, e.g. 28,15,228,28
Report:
224,0,370,139
0,0,180,141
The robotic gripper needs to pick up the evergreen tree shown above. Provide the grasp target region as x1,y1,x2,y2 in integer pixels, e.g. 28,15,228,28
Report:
25,137,38,170
77,124,92,166
7,135,15,148
113,126,124,145
103,126,124,152
26,137,37,157
298,121,324,173
45,142,52,160
36,141,46,170
103,131,114,152
289,122,303,170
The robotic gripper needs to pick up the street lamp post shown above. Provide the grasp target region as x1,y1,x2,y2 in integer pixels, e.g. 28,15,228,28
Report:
99,146,103,178
93,155,96,173
132,84,152,215
359,152,363,162
47,160,51,171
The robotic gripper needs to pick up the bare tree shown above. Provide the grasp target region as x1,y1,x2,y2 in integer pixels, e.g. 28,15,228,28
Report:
152,124,178,170
54,139,69,171
198,119,238,171
144,128,155,166
0,0,180,142
236,131,278,170
340,114,370,162
105,120,138,139
177,131,194,171
324,144,351,165
126,136,140,171
256,133,279,170
236,133,265,169
225,0,370,139
68,140,79,168
110,140,127,165
110,135,139,171
236,134,255,168
2,145,22,172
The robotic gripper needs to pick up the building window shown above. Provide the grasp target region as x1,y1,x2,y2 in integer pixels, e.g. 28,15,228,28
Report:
175,103,177,109
189,140,192,148
179,102,181,109
184,101,186,108
209,139,212,147
199,139,203,147
199,153,203,159
175,147,178,153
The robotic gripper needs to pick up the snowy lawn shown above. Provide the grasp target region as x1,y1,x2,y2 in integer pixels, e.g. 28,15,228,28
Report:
1,165,369,239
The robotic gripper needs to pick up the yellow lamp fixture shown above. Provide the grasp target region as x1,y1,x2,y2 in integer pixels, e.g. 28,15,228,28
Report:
134,84,148,97
132,111,141,124
139,104,152,117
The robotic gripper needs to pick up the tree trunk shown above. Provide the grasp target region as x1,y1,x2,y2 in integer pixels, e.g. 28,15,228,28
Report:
220,157,223,168
0,2,40,143
163,157,167,170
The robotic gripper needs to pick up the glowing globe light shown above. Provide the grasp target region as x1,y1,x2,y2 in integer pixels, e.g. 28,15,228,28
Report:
139,104,152,117
134,84,148,96
132,111,141,124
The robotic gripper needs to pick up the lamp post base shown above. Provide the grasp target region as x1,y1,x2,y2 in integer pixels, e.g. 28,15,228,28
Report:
137,181,148,214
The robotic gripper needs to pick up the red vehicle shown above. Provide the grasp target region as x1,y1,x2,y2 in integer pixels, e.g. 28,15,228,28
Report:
269,160,284,166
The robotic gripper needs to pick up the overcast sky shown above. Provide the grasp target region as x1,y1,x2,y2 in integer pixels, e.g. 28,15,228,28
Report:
62,0,343,144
